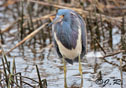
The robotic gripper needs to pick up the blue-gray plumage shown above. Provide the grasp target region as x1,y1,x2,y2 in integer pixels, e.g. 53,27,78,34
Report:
50,9,87,64
49,9,86,87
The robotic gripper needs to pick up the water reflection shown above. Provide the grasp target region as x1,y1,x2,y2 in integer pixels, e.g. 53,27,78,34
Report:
1,20,125,88
0,1,126,87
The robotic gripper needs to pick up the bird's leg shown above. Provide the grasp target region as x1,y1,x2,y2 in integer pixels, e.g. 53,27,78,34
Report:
63,57,67,88
79,55,83,88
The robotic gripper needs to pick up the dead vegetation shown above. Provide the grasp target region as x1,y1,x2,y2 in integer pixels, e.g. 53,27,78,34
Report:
0,0,126,88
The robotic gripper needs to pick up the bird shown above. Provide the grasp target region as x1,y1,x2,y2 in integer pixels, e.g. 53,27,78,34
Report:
49,9,87,88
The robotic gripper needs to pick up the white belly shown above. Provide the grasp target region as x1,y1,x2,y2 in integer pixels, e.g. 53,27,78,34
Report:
54,28,82,60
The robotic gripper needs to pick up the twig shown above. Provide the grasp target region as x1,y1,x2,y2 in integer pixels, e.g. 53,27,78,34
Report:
21,81,35,87
38,43,53,53
36,65,43,88
101,57,119,67
94,36,124,66
103,50,125,58
100,50,126,67
28,0,122,23
94,38,106,55
120,58,123,88
15,75,39,83
32,14,55,23
22,13,54,27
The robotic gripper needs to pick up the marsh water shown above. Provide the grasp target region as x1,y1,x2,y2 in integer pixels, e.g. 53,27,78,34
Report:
0,1,126,88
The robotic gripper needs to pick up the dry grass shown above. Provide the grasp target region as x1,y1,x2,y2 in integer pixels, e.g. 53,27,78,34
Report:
0,0,126,88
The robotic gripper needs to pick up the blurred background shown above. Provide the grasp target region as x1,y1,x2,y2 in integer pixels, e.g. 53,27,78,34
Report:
0,0,126,88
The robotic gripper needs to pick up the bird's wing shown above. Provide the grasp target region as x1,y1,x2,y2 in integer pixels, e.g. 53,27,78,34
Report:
54,21,77,50
77,14,87,56
70,11,87,56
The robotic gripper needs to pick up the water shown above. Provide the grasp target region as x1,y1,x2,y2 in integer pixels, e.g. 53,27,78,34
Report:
0,2,126,88
1,27,126,88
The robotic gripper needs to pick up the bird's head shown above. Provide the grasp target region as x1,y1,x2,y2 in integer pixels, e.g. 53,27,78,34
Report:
48,9,74,26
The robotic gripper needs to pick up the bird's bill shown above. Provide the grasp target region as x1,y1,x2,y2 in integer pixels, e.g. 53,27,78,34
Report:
48,15,63,27
49,16,55,22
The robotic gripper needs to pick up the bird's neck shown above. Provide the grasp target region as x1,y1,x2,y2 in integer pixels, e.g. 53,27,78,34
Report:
62,21,72,32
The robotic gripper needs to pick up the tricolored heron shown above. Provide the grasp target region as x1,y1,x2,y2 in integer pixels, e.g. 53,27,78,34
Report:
49,9,87,88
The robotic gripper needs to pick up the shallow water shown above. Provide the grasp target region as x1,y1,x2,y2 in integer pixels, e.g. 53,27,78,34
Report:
0,3,126,88
1,28,126,88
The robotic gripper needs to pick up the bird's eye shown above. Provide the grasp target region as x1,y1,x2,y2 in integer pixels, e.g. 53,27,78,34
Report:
61,15,64,18
60,15,64,18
